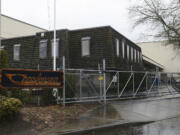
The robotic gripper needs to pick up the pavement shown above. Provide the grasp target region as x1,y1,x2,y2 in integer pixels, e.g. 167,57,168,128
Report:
134,117,180,135
56,116,180,135
112,96,180,122
40,93,180,135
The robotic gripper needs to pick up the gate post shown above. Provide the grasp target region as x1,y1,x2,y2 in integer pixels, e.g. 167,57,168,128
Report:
63,56,66,106
146,74,148,91
117,72,120,96
103,59,106,104
133,71,135,94
80,69,82,100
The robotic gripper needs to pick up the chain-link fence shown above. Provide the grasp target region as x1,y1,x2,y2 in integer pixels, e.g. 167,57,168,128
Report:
60,69,180,104
1,56,180,105
1,69,180,106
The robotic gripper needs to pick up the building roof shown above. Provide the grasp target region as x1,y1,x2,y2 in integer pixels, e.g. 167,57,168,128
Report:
143,55,164,71
2,14,46,31
0,14,47,39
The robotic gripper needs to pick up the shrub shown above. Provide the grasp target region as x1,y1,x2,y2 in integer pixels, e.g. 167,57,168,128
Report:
0,50,8,68
0,89,8,97
0,96,23,121
9,89,31,105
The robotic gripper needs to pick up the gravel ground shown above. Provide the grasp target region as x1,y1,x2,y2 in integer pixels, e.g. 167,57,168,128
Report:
0,103,101,135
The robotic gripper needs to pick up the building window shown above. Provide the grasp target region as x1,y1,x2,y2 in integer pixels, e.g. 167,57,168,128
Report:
115,39,119,57
140,52,142,63
81,37,90,57
134,49,137,63
131,47,134,62
13,44,20,61
122,40,125,59
51,39,59,57
40,40,47,59
137,51,140,63
127,45,129,60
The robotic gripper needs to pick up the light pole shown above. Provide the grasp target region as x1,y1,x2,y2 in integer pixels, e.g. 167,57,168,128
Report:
53,0,59,104
0,0,2,50
53,0,56,71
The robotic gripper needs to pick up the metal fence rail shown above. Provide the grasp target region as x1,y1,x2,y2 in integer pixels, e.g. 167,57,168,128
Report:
55,57,180,105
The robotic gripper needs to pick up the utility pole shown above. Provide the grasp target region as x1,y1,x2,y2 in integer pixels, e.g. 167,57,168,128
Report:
53,0,59,104
0,0,2,50
0,0,2,68
53,0,56,71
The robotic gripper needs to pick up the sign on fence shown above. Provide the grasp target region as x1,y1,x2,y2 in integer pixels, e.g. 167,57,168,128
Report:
1,69,64,88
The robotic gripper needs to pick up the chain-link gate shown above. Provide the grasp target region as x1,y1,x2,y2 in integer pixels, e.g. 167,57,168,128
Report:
58,57,180,105
59,69,180,105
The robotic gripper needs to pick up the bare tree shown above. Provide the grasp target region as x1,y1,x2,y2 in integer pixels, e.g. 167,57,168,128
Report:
129,0,180,46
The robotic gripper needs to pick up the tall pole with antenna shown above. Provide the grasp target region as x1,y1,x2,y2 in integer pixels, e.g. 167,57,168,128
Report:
53,0,59,104
53,0,56,71
0,0,2,50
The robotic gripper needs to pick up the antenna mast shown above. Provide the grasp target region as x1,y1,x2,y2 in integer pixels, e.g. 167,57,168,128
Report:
53,0,56,71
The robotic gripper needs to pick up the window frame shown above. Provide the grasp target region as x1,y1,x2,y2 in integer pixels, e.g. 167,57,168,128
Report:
13,44,21,61
51,39,60,58
81,37,91,57
127,44,129,60
115,38,120,57
140,52,142,63
131,47,134,62
134,49,137,63
122,40,125,59
137,51,140,63
39,40,48,59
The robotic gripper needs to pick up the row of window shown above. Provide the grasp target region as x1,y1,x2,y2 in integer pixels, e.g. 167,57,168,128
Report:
13,39,60,60
115,39,142,63
39,39,59,59
13,37,90,61
13,37,142,64
81,37,143,64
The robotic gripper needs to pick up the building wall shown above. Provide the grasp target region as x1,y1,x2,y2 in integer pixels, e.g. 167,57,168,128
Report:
111,28,143,70
138,41,180,72
69,26,111,69
0,15,46,39
36,30,69,70
2,26,144,71
68,26,143,70
2,30,68,70
2,36,37,69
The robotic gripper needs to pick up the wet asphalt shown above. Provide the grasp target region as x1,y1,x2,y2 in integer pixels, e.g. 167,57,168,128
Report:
41,96,180,135
65,117,180,135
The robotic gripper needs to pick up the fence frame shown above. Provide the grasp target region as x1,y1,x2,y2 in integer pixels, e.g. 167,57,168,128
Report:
60,57,180,105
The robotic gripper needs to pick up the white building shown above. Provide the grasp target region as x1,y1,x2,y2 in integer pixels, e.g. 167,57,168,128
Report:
0,14,46,39
138,41,180,72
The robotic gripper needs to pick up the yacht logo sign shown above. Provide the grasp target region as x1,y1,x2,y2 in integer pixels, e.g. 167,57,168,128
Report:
1,69,64,88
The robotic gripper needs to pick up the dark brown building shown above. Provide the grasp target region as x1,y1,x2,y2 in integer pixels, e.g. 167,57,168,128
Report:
1,26,144,70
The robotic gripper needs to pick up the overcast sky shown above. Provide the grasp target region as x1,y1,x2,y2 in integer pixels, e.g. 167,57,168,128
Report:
2,0,148,42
